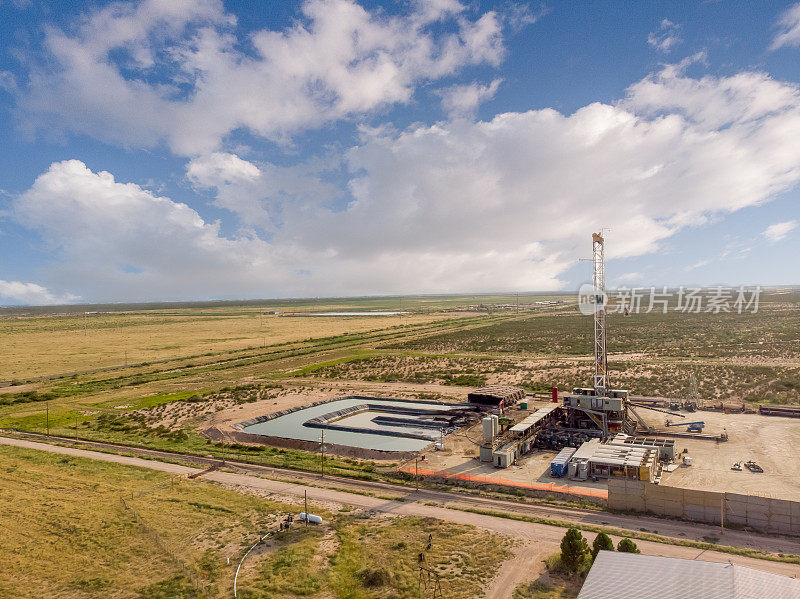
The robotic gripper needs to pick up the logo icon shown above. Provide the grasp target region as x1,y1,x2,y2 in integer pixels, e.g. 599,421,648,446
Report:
577,283,608,316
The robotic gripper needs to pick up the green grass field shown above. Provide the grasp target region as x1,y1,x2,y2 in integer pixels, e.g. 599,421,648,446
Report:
0,445,512,598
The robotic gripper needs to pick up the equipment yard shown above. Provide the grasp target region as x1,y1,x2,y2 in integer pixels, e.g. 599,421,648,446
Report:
420,400,800,500
651,409,800,497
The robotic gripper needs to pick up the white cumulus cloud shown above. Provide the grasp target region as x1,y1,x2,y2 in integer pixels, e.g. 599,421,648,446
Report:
14,160,281,301
0,280,77,305
13,0,507,155
762,220,797,242
13,58,800,302
437,79,503,119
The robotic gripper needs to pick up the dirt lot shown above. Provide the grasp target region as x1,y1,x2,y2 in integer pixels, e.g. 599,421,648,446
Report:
424,400,800,500
646,410,800,498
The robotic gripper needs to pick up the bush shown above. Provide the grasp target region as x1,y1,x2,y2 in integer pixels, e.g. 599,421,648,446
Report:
560,528,589,573
591,532,614,560
617,538,640,553
359,568,391,588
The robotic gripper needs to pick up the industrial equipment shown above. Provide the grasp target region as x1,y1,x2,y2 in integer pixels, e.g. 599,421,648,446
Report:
665,420,705,433
550,446,577,477
562,233,680,437
561,233,631,436
498,417,515,433
745,460,763,473
591,232,608,395
298,512,323,524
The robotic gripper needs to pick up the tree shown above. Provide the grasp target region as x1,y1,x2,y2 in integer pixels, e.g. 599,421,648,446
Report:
591,532,614,559
560,527,589,572
617,538,640,553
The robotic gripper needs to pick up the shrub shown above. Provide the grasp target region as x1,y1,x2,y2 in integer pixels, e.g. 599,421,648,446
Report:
617,538,640,553
591,532,614,560
560,527,589,573
359,568,391,588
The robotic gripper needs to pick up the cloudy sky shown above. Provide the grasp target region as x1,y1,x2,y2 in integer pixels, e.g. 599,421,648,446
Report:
1,0,799,304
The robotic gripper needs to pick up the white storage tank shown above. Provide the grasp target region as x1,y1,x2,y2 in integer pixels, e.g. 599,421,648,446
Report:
568,460,578,478
482,417,495,441
298,512,323,524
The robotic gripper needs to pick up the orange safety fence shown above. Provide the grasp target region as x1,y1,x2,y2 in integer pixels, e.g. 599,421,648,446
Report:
397,464,608,499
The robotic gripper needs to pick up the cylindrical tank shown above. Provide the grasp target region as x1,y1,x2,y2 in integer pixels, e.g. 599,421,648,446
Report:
298,512,323,524
552,387,559,403
578,461,589,480
568,461,578,478
482,417,494,441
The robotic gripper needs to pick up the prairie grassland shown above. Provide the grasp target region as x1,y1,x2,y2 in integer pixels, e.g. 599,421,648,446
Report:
389,296,800,361
306,353,800,403
0,443,294,598
0,306,470,381
0,445,512,599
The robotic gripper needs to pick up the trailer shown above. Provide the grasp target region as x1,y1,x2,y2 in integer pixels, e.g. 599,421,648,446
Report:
550,447,577,477
759,405,800,418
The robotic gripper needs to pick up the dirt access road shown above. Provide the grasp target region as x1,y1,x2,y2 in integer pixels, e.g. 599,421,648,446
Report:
3,436,799,598
6,429,799,560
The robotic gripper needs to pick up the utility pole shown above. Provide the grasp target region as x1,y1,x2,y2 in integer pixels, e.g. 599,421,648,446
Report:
75,414,79,442
304,489,308,527
415,457,419,491
320,430,325,478
46,402,50,437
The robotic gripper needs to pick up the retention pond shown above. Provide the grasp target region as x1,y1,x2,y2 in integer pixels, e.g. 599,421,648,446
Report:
239,397,467,452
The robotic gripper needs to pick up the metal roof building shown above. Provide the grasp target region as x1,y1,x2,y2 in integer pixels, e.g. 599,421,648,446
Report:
579,551,800,599
467,386,525,406
568,438,658,482
508,405,559,433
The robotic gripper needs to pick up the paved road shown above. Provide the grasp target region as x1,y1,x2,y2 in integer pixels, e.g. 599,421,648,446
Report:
3,436,799,597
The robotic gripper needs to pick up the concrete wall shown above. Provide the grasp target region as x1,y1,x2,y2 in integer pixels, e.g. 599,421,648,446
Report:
608,479,800,535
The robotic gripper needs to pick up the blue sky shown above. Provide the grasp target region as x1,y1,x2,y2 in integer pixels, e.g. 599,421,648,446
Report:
0,0,799,304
